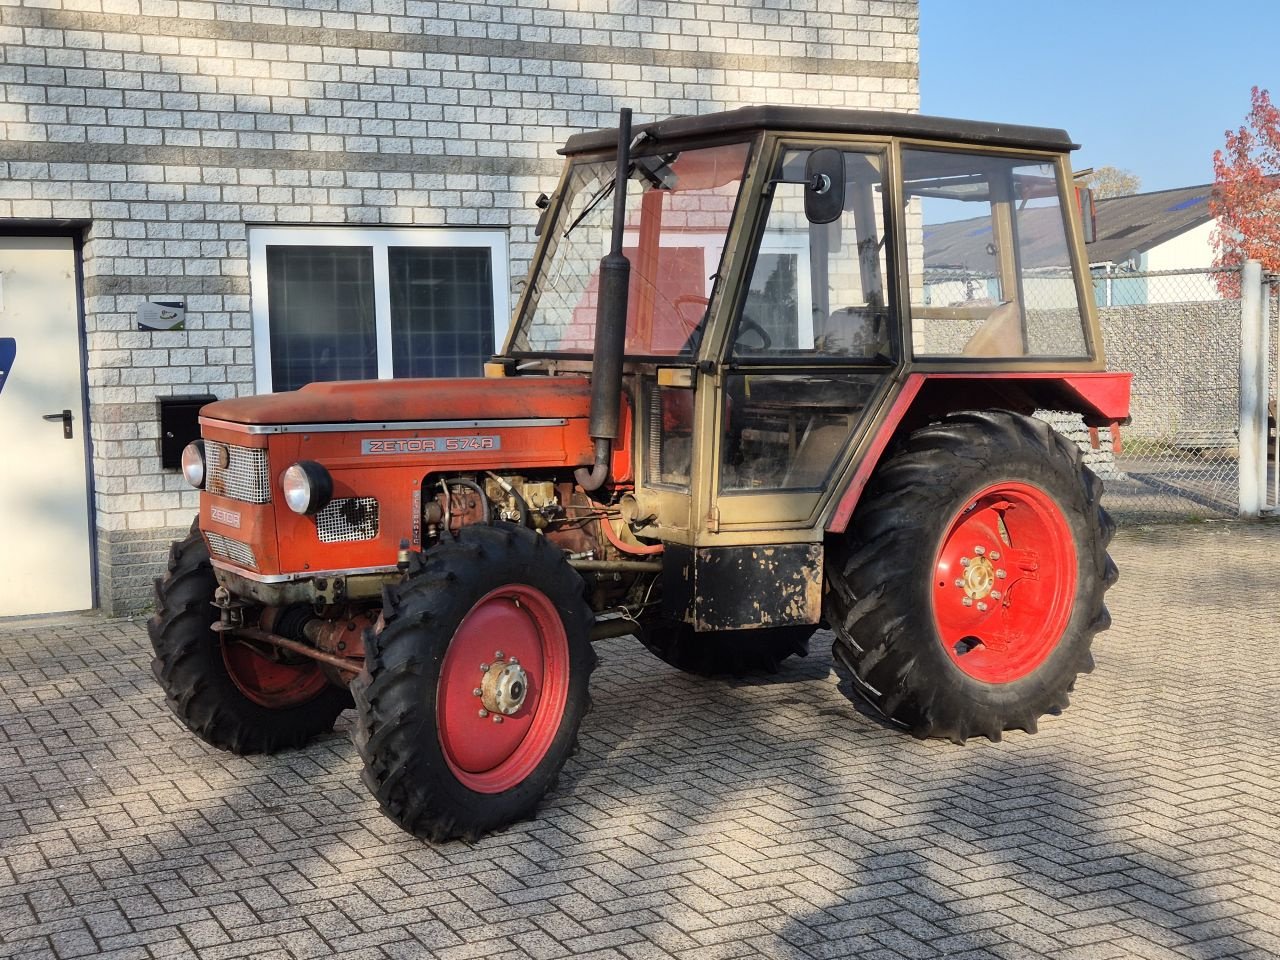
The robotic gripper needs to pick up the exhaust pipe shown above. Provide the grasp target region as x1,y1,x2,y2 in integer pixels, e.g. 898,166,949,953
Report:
576,107,633,492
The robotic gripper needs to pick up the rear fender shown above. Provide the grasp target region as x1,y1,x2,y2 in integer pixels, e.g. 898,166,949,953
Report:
825,371,1131,533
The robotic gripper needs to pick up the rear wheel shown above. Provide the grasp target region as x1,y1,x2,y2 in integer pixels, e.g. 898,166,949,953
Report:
147,523,351,754
352,524,594,841
825,411,1116,743
640,621,813,676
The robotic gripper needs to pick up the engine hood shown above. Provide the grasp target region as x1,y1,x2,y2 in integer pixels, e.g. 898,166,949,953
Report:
200,376,594,427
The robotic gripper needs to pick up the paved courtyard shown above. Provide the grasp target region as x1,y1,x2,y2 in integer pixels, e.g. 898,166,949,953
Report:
2,522,1279,960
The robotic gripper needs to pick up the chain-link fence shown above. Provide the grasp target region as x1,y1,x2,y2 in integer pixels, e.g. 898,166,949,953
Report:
1043,265,1278,524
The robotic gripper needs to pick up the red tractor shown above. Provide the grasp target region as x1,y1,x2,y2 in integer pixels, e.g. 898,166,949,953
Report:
151,107,1127,841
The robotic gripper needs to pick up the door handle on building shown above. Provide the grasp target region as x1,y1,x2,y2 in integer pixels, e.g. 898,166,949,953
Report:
42,409,73,439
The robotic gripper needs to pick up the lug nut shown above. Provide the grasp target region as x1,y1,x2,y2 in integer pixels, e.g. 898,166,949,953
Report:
990,551,1001,561
960,557,970,567
962,597,973,607
492,715,504,724
480,662,489,672
494,650,504,660
509,657,518,665
473,687,482,697
954,579,965,588
977,602,988,612
990,590,1001,600
996,569,1007,579
974,546,985,555
478,709,489,718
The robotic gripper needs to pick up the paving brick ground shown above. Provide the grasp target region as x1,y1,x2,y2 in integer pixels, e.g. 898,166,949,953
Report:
2,522,1279,960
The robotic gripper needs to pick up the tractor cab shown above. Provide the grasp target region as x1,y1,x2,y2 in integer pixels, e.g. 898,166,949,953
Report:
501,106,1116,631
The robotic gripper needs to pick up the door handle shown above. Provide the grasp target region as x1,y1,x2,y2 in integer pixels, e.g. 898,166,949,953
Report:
42,409,73,439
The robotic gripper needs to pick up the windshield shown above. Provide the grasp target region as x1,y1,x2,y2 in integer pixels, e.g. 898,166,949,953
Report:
509,141,753,357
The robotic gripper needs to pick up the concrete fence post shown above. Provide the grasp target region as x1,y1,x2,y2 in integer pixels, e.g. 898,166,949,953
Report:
1263,277,1274,513
1239,259,1265,518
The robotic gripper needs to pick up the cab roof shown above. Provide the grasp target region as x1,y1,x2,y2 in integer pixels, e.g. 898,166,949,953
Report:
560,105,1078,156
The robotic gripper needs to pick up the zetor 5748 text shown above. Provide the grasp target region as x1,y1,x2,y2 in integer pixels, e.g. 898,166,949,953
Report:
152,107,1128,842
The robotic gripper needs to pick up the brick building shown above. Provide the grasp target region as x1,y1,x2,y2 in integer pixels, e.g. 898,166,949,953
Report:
0,0,919,617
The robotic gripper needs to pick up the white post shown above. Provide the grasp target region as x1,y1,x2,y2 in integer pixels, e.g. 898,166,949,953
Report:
1239,260,1264,518
1262,278,1274,511
1273,276,1279,511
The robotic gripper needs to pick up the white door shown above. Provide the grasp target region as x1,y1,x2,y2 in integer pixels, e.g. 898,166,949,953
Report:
0,236,93,616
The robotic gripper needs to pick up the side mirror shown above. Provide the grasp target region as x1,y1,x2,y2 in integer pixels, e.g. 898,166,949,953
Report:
804,149,845,224
1075,185,1097,244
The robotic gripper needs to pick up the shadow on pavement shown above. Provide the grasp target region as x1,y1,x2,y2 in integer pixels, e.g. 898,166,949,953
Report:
4,521,1280,960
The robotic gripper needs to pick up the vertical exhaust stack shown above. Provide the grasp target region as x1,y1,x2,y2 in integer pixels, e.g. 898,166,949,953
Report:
576,108,633,492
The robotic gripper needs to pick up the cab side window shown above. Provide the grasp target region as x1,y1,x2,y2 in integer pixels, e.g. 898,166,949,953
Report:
731,150,893,362
903,149,1090,359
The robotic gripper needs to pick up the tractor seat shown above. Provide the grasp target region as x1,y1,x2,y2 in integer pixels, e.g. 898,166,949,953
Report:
961,300,1024,357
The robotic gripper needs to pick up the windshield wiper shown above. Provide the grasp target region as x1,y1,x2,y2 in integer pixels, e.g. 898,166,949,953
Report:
563,179,616,238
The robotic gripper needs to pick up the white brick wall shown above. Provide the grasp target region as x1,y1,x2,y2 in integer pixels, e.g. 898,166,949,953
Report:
1,0,919,612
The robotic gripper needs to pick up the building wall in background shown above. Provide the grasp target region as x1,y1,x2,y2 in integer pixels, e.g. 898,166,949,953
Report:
1145,221,1215,273
0,0,919,613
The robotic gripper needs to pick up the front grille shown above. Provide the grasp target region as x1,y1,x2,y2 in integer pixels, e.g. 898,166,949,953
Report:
205,531,258,569
316,497,379,544
206,441,270,504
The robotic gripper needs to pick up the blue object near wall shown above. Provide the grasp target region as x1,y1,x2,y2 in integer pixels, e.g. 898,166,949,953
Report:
0,338,14,397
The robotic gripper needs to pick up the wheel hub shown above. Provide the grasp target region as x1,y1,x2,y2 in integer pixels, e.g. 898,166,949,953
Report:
436,583,571,792
481,657,529,716
961,554,997,600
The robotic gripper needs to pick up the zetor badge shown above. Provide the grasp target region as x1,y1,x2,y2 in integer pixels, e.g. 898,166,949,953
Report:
361,436,501,455
151,106,1127,842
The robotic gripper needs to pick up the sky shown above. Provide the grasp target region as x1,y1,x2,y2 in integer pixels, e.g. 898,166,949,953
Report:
920,1,1277,194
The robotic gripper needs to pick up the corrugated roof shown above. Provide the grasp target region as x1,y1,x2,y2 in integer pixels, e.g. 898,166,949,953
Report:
924,205,1071,271
1085,184,1214,264
921,183,1215,271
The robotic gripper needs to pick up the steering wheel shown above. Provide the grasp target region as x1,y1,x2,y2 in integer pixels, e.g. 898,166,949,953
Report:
733,315,773,353
672,294,710,331
673,294,710,311
673,294,712,354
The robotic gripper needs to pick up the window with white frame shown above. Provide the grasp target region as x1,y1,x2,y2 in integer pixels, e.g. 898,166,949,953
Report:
248,227,510,393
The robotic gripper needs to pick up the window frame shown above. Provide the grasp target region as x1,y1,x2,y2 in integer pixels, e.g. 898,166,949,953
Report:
248,226,510,393
722,140,899,368
506,136,759,363
897,143,1096,364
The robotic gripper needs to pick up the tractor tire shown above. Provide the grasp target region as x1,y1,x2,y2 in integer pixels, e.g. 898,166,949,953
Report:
352,523,595,842
148,522,351,754
640,621,813,676
825,411,1116,743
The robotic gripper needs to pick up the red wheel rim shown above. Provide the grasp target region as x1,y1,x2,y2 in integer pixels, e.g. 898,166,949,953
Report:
221,637,330,708
437,585,570,794
931,481,1077,684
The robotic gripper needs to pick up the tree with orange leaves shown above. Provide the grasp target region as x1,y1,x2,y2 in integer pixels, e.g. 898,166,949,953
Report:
1211,86,1280,295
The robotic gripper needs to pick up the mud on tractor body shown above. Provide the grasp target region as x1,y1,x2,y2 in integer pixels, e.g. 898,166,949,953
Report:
151,107,1128,841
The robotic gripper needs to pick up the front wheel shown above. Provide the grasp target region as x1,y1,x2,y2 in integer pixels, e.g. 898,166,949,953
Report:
824,411,1117,743
148,522,351,754
352,524,595,841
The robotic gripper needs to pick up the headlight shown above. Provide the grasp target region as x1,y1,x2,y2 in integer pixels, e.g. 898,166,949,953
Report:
181,441,206,488
282,461,334,515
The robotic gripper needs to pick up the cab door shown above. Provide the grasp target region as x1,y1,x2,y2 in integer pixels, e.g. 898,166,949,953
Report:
709,145,900,533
